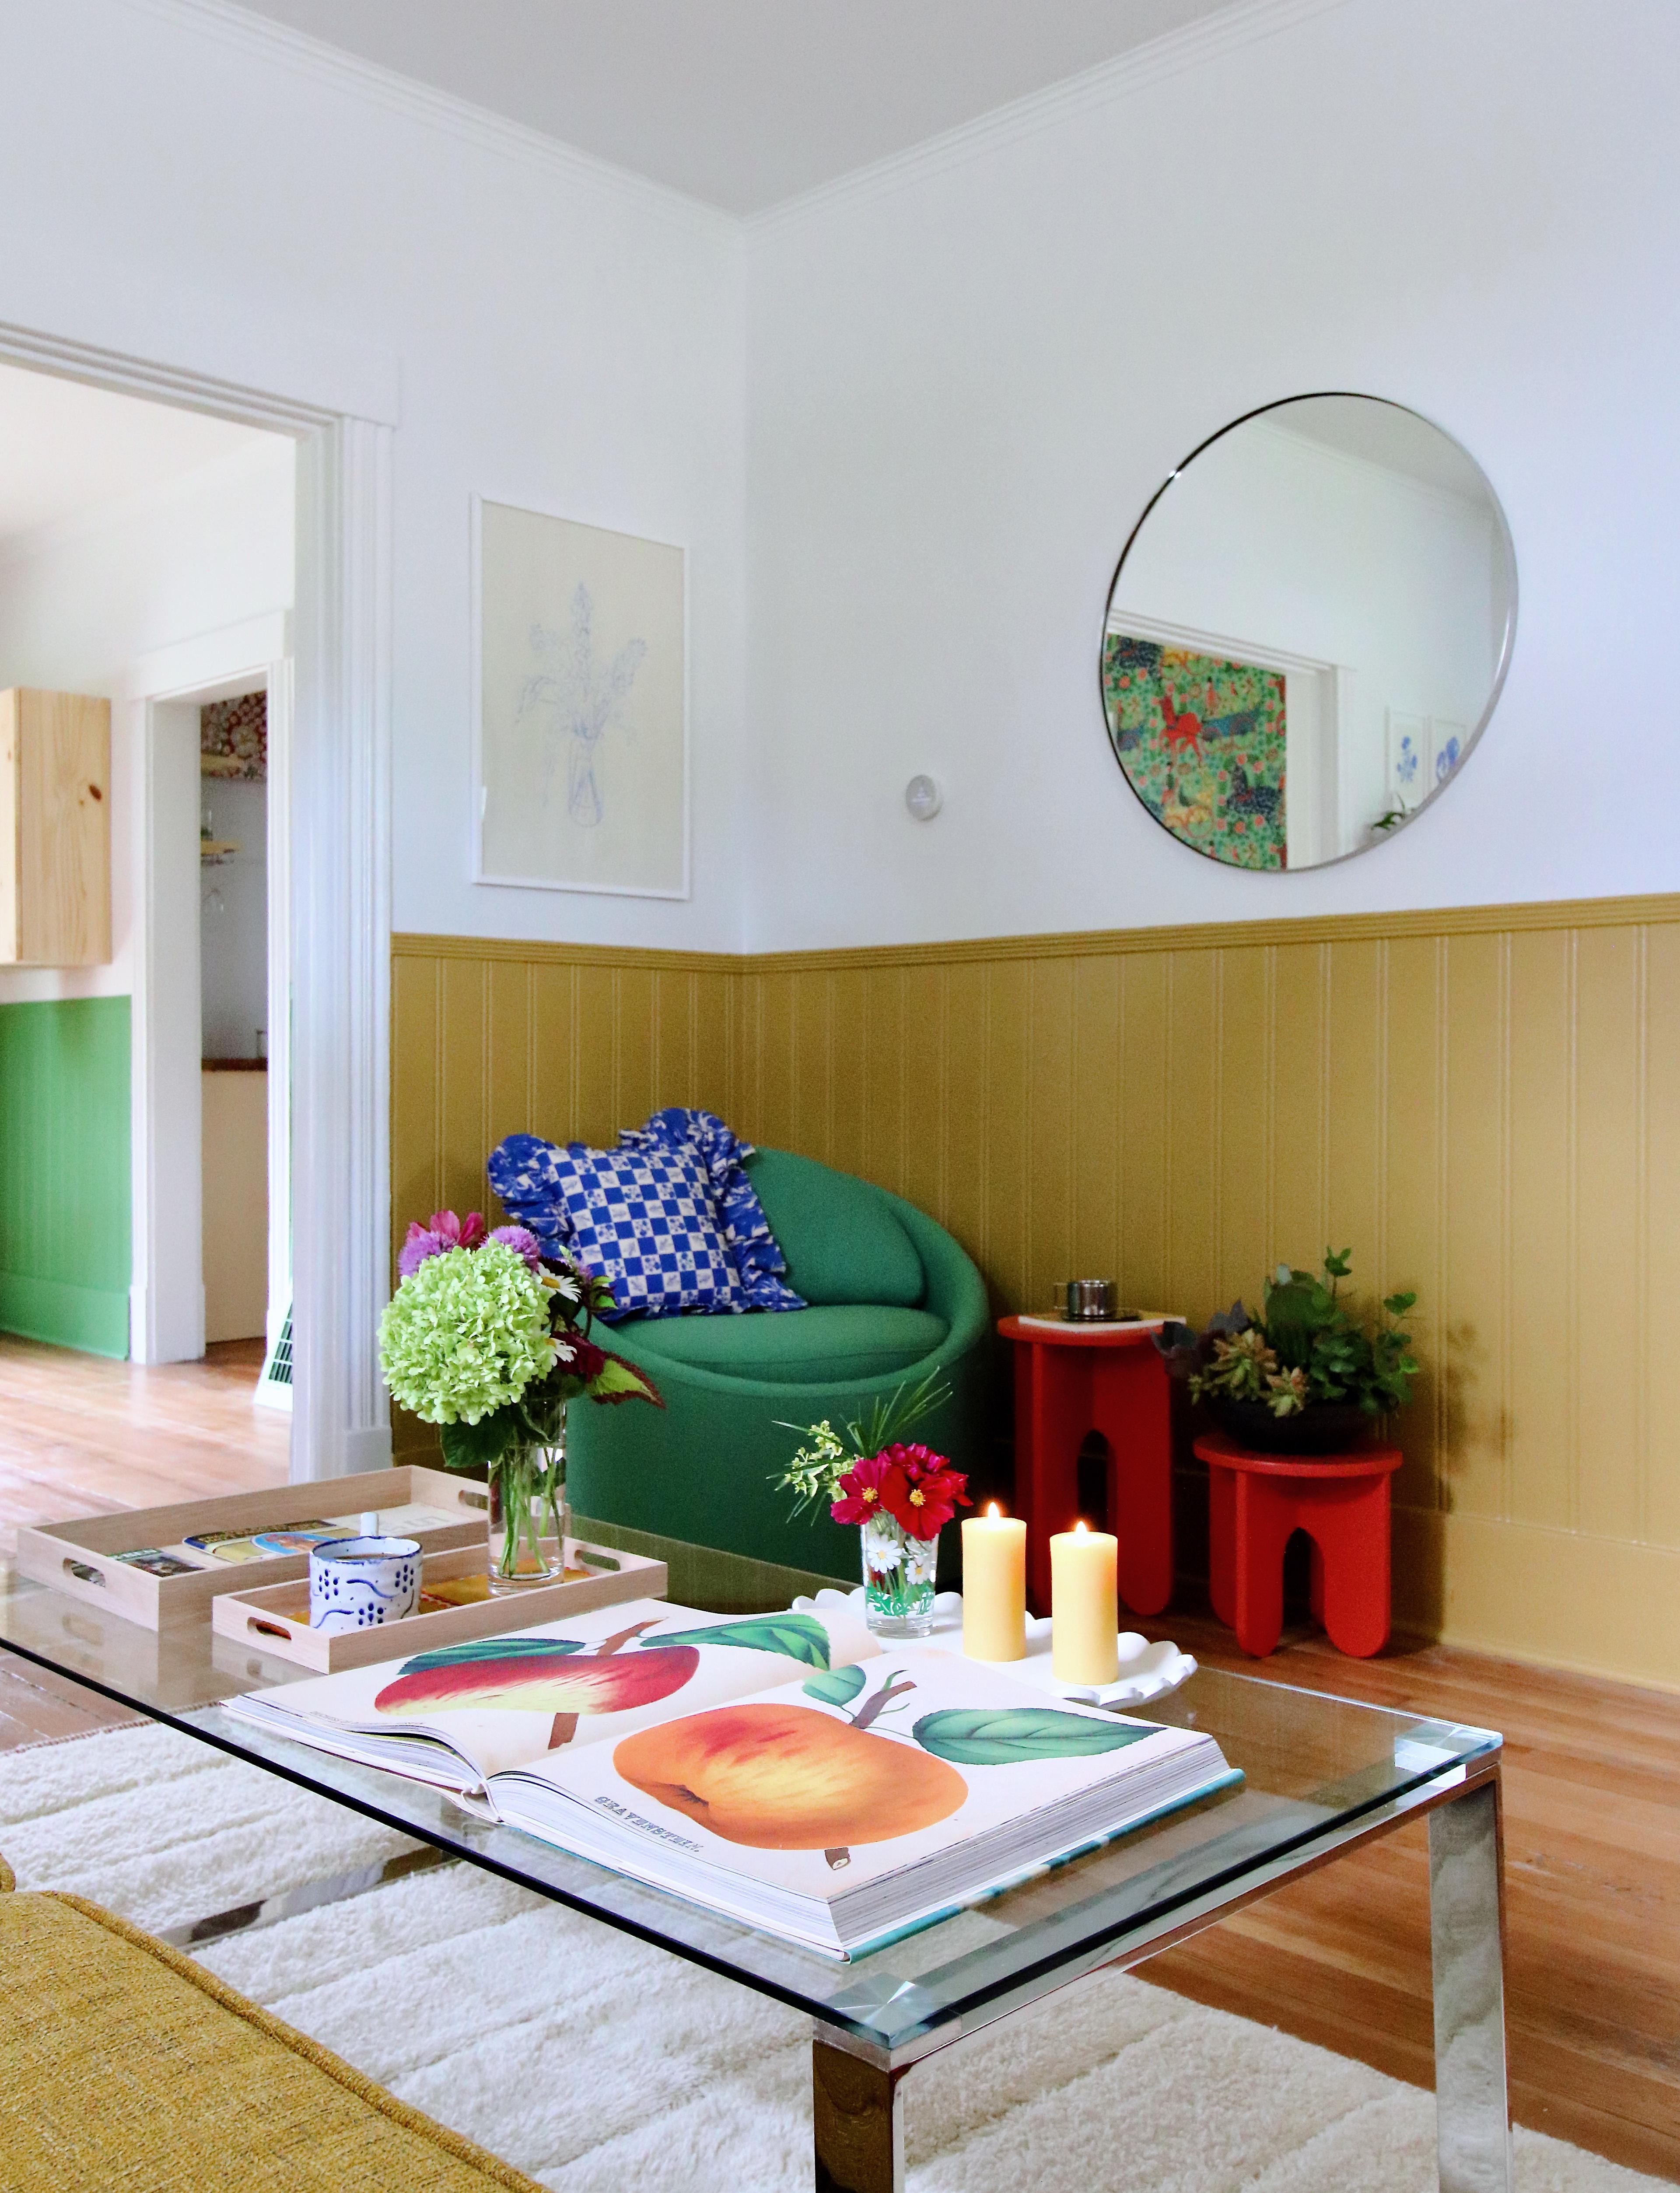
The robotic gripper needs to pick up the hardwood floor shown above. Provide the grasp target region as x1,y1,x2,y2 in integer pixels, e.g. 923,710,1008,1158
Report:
0,1334,289,1744
0,1342,1670,2179
0,1333,289,1569
1135,1609,1680,2183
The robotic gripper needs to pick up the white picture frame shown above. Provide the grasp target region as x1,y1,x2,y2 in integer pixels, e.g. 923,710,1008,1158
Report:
1385,708,1428,813
471,495,689,899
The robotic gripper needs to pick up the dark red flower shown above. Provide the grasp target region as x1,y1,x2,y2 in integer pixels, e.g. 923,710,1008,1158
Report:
876,1442,943,1480
874,1444,970,1537
831,1453,905,1528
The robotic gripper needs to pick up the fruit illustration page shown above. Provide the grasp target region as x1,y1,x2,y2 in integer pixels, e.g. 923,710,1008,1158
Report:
255,1599,880,1781
514,1647,1214,1901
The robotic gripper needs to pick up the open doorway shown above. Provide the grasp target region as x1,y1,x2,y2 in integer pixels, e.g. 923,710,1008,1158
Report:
0,359,298,1533
0,323,394,1490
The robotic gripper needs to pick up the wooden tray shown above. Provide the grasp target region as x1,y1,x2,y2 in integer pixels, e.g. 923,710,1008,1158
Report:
209,1538,668,1672
14,1466,489,1631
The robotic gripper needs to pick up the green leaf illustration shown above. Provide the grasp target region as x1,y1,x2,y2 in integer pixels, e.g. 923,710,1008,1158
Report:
802,1665,868,1708
398,1636,587,1678
912,1708,1152,1766
654,1612,832,1670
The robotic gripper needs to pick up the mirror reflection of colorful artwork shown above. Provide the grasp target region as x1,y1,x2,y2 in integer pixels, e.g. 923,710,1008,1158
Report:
1102,636,1287,871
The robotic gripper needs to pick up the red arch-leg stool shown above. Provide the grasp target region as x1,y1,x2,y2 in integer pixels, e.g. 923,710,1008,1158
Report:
1000,1317,1173,1618
1196,1431,1403,1658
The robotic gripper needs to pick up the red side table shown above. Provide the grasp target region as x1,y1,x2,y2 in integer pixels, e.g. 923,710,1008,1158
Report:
1195,1431,1403,1658
999,1315,1173,1618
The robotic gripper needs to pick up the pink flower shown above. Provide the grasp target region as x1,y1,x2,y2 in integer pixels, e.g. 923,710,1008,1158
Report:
397,1209,488,1279
830,1453,908,1528
488,1224,543,1272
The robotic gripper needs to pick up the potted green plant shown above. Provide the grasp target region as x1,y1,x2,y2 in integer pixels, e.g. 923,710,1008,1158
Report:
1156,1250,1418,1455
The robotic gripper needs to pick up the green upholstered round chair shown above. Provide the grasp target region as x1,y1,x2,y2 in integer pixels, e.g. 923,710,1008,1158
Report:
566,1148,993,1578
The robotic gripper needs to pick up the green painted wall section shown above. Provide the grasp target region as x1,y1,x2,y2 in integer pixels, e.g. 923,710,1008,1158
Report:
0,997,131,1357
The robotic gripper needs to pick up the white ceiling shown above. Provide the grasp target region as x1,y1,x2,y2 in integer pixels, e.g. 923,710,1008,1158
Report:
0,364,279,548
235,0,1244,214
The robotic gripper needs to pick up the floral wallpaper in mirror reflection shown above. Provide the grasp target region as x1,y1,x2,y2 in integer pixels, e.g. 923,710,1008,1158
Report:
1102,635,1287,870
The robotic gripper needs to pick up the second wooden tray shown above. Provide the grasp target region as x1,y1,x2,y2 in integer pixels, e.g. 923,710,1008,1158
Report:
209,1538,669,1671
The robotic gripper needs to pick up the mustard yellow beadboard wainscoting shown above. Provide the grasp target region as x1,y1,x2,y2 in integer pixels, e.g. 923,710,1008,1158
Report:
392,896,1680,1692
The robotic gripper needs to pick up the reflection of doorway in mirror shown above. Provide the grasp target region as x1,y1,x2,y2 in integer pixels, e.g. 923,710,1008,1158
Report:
1102,612,1340,868
1102,633,1286,868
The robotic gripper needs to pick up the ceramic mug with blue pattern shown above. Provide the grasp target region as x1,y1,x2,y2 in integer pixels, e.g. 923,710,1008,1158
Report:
309,1536,421,1633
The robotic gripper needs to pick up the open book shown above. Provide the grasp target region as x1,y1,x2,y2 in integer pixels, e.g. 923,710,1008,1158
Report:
227,1598,1237,1958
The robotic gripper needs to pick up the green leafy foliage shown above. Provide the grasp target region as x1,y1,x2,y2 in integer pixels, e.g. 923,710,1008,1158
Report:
588,1353,665,1408
398,1636,586,1677
439,1414,518,1471
1162,1250,1420,1419
912,1707,1151,1765
802,1665,868,1708
771,1366,953,1518
654,1613,833,1670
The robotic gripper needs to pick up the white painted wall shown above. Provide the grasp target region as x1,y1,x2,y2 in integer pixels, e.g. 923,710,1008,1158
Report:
4,0,1673,973
0,438,296,1007
743,0,1680,947
0,0,748,955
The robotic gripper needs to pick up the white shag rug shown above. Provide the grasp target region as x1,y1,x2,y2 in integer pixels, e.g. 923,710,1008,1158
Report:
0,1724,1659,2193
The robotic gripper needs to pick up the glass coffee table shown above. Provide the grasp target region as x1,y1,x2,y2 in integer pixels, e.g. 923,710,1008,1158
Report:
0,1519,1511,2193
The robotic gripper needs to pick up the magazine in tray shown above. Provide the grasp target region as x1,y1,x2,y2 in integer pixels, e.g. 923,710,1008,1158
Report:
227,1597,1237,1959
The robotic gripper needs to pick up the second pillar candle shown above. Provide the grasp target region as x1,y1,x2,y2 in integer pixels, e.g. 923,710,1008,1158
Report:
1050,1519,1120,1684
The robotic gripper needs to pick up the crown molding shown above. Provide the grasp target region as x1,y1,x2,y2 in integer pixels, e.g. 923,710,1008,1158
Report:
746,0,1356,241
119,0,742,248
119,0,1356,250
395,894,1680,982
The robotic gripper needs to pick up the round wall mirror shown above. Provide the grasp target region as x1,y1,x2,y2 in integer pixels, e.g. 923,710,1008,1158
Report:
1100,394,1516,871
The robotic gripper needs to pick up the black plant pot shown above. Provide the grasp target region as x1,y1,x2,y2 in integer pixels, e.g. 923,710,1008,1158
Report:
1217,1399,1370,1456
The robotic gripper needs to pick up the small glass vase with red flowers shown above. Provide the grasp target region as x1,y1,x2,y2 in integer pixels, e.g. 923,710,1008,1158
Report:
771,1372,970,1638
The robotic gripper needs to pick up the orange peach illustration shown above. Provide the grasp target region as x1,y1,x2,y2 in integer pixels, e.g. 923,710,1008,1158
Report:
613,1702,966,1850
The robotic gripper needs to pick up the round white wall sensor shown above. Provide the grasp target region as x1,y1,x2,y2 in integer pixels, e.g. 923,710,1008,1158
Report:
905,773,942,820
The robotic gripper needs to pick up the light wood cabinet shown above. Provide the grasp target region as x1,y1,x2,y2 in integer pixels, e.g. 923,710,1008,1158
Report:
0,689,111,965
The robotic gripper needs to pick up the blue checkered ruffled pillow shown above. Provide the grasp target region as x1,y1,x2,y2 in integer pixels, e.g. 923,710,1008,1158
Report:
488,1131,746,1319
620,1109,804,1313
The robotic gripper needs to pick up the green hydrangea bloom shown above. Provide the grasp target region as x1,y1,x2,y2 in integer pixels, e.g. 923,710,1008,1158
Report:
378,1242,553,1424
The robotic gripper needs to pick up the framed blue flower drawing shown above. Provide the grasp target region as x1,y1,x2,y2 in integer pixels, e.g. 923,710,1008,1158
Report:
473,497,688,899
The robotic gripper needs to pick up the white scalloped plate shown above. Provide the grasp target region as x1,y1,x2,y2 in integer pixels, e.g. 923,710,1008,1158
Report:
788,1585,1197,1709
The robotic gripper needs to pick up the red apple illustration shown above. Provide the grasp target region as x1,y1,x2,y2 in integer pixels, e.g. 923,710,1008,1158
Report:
375,1619,692,1746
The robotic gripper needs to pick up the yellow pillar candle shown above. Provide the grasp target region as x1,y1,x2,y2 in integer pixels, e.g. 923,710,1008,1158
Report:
1050,1519,1120,1685
961,1504,1027,1661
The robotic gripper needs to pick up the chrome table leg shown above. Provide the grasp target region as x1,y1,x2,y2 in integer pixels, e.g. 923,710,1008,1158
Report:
813,2039,906,2193
1429,1777,1513,2193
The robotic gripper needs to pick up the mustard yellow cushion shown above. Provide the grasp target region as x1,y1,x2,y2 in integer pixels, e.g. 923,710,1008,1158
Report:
0,1889,544,2192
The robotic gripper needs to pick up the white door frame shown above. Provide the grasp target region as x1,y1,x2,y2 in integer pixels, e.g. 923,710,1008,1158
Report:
125,625,291,1371
0,323,396,1483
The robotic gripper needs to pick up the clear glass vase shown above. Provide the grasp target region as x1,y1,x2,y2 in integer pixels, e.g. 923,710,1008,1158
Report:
487,1424,568,1593
860,1512,938,1637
